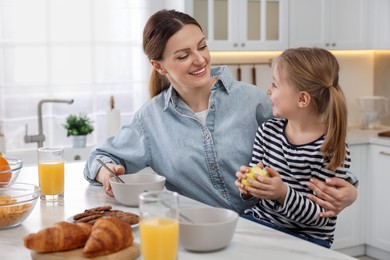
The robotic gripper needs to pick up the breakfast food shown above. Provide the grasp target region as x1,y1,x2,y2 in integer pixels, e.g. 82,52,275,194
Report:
83,217,134,258
73,205,139,226
24,217,135,258
0,195,33,227
241,166,270,186
23,221,92,253
0,152,11,182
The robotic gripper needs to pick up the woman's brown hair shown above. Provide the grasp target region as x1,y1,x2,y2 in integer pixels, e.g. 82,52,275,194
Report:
273,48,348,170
143,9,202,97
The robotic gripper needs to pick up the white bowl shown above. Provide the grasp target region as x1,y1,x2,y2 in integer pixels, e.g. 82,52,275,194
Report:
110,173,166,207
179,207,238,252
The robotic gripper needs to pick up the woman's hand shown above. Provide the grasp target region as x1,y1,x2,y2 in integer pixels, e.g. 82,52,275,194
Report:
307,177,357,217
96,163,125,197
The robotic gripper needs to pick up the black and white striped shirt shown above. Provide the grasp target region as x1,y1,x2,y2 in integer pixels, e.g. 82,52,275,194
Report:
244,118,351,244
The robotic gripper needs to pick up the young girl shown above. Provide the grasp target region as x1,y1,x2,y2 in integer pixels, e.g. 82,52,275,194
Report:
235,48,351,248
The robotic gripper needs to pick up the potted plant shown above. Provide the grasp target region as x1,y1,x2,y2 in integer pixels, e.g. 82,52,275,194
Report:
63,113,94,148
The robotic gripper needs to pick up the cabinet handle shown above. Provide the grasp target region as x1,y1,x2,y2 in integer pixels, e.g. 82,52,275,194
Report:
325,43,330,47
233,43,238,47
379,151,390,156
332,43,336,47
241,43,245,47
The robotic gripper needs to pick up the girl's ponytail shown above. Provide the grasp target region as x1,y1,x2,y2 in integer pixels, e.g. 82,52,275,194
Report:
322,85,348,170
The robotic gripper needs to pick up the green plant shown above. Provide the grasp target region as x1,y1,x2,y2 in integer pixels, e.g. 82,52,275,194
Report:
63,113,94,137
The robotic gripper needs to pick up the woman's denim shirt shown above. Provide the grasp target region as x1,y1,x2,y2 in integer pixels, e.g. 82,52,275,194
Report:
84,66,272,214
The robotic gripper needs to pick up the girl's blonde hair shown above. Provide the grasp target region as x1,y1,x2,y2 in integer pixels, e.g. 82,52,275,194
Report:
274,48,347,170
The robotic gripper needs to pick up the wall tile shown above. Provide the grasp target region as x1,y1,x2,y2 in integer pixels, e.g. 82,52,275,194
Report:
374,51,390,126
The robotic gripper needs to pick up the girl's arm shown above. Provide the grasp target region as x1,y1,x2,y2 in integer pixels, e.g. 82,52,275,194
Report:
248,167,334,227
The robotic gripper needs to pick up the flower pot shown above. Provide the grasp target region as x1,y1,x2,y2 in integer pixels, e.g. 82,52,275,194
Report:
72,135,87,148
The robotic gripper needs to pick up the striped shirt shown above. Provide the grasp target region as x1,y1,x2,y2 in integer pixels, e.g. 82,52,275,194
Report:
244,118,351,244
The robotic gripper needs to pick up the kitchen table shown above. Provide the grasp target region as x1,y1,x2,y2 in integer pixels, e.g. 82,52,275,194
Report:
1,162,356,260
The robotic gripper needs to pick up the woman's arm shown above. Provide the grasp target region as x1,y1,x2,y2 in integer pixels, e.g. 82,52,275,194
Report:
307,177,357,217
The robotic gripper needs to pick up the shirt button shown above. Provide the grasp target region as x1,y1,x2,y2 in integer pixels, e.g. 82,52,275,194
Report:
205,133,210,140
210,104,215,110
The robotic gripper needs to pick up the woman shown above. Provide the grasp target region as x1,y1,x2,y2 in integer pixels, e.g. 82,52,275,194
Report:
84,9,356,216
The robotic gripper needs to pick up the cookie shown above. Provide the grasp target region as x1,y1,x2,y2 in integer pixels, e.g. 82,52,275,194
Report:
72,206,139,226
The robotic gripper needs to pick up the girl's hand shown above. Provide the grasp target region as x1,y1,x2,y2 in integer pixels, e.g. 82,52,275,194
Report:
244,166,287,205
96,163,125,197
235,165,251,196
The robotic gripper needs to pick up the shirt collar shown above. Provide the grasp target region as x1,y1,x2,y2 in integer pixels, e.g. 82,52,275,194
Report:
210,65,232,93
163,65,232,111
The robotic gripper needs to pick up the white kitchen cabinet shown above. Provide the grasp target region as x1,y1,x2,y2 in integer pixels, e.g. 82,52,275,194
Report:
332,144,366,256
369,0,390,49
366,144,390,260
185,0,288,51
289,0,368,50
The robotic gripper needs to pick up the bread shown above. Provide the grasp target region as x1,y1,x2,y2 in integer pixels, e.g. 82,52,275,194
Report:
83,217,133,258
23,221,92,253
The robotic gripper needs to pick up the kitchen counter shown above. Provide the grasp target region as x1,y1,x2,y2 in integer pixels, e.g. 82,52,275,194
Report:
348,126,390,146
0,162,356,260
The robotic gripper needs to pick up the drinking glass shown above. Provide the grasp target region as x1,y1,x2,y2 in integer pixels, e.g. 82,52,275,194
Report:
37,147,64,202
139,190,179,260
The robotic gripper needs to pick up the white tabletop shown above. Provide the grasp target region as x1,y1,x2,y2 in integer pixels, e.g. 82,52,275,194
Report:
0,162,356,260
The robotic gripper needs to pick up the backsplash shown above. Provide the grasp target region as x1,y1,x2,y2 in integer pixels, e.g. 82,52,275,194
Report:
374,51,390,126
211,50,386,129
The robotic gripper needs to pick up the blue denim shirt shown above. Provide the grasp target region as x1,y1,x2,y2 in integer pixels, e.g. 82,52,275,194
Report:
84,66,272,214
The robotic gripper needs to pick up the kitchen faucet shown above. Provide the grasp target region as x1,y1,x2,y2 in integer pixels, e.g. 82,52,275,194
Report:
24,99,74,148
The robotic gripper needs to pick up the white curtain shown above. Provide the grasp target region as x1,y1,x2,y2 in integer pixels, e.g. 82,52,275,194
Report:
0,0,184,153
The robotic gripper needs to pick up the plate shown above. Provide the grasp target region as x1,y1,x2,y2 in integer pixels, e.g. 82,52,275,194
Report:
31,243,140,260
66,210,139,229
65,216,139,229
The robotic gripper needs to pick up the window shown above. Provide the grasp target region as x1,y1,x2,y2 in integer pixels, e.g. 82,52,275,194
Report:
0,0,166,152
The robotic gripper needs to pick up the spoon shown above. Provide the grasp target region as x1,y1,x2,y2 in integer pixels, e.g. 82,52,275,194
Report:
178,211,194,223
96,159,125,183
147,192,194,223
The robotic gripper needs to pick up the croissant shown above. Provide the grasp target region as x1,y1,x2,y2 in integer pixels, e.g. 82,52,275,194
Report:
23,221,92,253
83,216,133,258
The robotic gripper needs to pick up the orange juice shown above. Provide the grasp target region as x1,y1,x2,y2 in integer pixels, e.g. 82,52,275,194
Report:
140,217,179,260
38,162,64,195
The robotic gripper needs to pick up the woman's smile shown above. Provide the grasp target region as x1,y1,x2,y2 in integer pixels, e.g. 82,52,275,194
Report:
190,67,206,76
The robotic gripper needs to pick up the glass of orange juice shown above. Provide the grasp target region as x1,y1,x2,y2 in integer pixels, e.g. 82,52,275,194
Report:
37,147,64,202
139,190,179,260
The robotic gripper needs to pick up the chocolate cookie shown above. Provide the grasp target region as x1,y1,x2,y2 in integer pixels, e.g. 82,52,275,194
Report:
72,206,139,226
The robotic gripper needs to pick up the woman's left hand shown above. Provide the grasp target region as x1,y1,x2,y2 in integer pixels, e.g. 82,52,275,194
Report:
307,177,357,217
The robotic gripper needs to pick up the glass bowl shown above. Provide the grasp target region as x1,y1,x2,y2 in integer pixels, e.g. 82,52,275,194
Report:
0,156,23,183
0,182,40,229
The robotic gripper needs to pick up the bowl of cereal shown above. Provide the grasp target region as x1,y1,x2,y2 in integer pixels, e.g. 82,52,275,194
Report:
0,182,40,229
0,155,23,184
